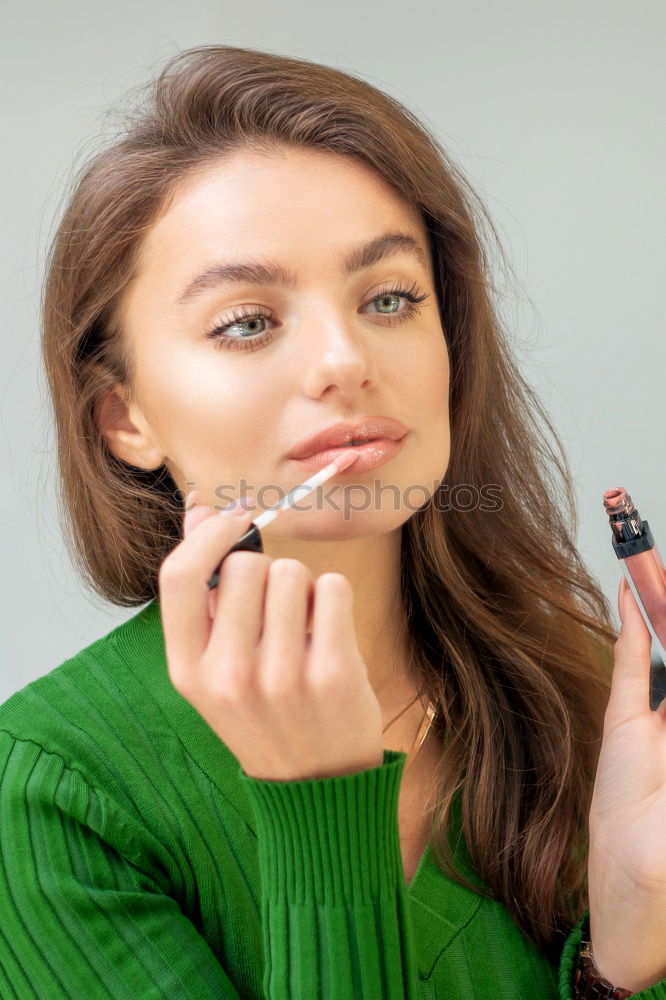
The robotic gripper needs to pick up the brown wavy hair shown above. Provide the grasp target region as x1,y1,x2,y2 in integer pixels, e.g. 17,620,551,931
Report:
41,43,619,960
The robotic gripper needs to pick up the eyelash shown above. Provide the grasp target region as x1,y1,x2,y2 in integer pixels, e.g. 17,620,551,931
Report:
204,281,430,352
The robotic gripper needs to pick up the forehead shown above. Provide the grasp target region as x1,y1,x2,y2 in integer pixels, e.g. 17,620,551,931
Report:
137,148,428,276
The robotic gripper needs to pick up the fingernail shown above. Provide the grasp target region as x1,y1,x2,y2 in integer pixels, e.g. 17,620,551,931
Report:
218,492,257,516
183,491,201,535
218,499,247,516
184,489,200,513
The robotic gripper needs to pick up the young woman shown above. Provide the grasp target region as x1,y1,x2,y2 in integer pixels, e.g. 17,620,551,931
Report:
1,44,664,999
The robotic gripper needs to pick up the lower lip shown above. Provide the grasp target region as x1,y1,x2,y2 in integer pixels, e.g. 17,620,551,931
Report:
291,434,408,472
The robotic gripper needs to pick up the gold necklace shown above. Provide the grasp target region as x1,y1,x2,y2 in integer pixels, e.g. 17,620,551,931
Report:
404,702,436,773
382,695,437,773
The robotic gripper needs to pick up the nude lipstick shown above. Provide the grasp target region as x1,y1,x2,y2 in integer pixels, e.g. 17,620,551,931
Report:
291,436,407,473
206,449,359,591
288,415,408,472
602,487,666,677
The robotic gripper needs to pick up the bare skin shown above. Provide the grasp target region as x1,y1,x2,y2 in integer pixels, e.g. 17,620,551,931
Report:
398,723,443,884
96,145,451,763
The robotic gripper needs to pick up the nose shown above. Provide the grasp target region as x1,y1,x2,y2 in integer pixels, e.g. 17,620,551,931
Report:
299,314,377,400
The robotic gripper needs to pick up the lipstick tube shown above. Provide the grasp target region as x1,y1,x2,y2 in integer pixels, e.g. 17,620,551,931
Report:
602,487,666,687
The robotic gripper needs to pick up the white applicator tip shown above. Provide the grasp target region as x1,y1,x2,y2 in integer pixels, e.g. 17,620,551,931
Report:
332,449,361,473
252,449,359,530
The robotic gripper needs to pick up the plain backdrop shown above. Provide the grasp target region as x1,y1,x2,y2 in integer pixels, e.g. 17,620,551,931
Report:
2,0,665,702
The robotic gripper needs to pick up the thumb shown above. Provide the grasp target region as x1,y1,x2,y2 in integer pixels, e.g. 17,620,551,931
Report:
183,490,216,537
608,575,653,721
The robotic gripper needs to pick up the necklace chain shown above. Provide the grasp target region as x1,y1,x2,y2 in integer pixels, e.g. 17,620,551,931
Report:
382,692,437,772
380,645,437,771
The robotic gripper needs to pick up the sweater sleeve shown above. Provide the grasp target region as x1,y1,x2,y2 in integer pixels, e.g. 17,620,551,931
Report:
236,747,420,999
558,906,666,1000
0,731,242,999
0,731,419,999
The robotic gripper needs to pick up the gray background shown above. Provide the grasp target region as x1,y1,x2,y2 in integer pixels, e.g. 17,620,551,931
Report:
2,0,665,702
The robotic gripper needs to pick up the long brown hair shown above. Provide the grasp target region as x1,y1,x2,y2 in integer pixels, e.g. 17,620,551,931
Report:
41,44,618,959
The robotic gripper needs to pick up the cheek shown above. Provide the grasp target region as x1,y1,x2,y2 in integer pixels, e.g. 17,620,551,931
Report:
413,338,450,467
427,336,450,412
403,335,449,414
142,343,261,428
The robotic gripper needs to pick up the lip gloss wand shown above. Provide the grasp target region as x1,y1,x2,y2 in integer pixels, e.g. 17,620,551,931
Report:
207,449,360,591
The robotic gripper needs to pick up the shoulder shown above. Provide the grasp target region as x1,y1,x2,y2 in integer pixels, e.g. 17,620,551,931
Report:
0,600,248,831
0,599,158,724
0,600,255,897
0,601,170,812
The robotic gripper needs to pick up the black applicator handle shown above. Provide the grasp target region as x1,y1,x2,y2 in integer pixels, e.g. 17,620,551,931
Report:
206,522,264,591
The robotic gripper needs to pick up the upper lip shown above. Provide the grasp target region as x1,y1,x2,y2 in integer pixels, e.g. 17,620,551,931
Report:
288,416,408,460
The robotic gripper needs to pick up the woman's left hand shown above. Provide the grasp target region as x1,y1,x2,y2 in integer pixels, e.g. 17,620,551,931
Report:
586,574,666,992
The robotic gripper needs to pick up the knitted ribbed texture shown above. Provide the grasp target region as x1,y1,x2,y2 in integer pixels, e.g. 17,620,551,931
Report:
0,598,663,999
238,752,416,998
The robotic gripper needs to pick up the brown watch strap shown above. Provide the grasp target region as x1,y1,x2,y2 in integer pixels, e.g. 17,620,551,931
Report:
573,913,634,998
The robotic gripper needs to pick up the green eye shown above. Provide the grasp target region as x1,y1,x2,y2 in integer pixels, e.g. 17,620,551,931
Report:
205,282,429,353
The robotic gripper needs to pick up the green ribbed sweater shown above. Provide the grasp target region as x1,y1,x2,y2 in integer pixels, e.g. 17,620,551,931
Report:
1,599,665,999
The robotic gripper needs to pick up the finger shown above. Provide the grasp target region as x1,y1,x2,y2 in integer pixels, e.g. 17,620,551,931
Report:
185,504,231,619
259,559,314,693
308,573,357,681
183,493,259,617
207,549,272,671
607,575,653,723
185,502,218,538
159,509,254,682
182,494,222,617
183,491,258,538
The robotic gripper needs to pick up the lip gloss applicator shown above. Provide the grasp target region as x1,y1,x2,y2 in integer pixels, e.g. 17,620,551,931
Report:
602,487,666,689
207,449,360,591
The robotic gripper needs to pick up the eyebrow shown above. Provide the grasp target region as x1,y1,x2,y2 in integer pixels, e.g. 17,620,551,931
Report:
174,231,429,308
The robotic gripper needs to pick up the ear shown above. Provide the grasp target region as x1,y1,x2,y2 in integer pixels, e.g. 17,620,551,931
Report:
94,384,165,471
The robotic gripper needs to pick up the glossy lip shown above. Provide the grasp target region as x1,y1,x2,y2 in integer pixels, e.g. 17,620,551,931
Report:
291,434,408,472
288,415,409,461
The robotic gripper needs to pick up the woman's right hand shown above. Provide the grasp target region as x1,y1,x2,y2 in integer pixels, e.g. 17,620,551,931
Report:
157,492,385,782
